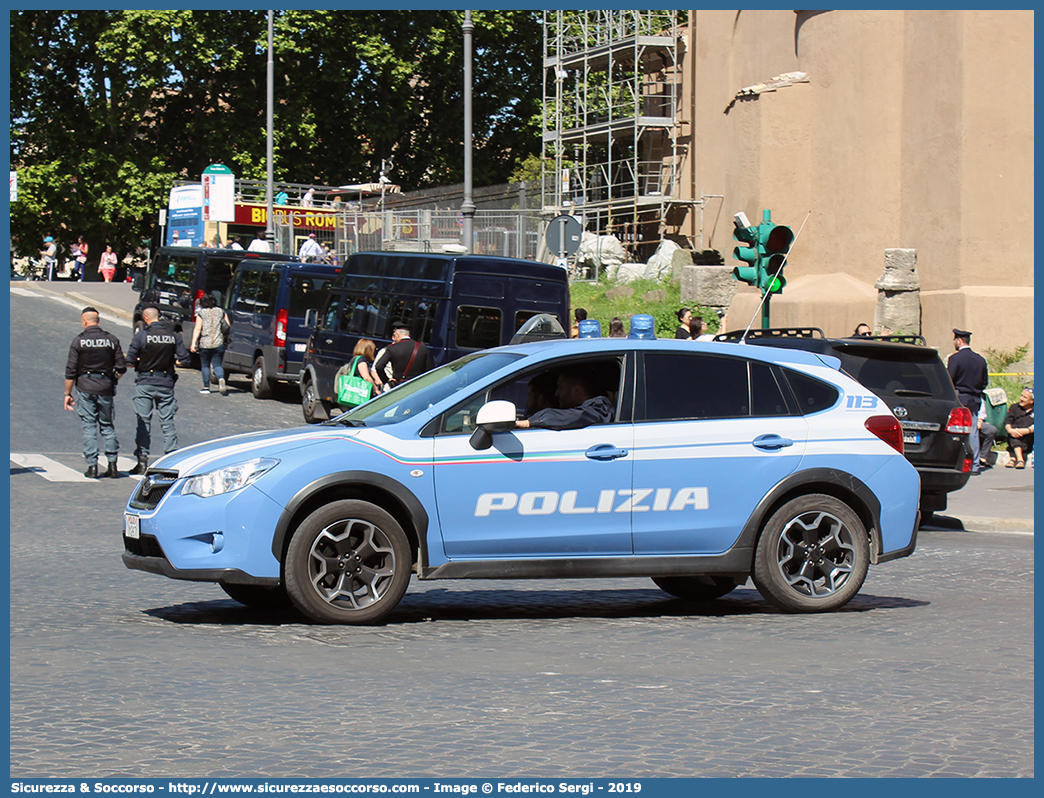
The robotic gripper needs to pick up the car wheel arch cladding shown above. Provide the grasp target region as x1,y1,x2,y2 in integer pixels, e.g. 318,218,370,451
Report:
272,471,429,567
739,468,882,566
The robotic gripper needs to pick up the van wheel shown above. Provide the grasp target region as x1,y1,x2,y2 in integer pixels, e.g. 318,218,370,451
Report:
752,494,869,613
301,378,329,423
284,500,411,625
252,356,274,399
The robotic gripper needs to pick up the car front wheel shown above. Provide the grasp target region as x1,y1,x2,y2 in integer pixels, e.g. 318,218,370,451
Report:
284,500,411,625
752,494,869,613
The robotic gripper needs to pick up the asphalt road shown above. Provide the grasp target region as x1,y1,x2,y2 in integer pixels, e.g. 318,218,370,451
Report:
7,281,1035,779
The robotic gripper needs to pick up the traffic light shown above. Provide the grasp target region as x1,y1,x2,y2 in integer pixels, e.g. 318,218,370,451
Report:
731,209,793,295
759,214,793,295
732,212,761,288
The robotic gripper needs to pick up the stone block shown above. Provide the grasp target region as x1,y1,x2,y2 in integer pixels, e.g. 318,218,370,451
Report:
876,248,920,291
671,247,694,278
642,289,667,303
681,265,739,308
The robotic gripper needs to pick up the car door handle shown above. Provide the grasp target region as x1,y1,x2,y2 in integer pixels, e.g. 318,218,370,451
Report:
585,444,628,461
752,434,793,450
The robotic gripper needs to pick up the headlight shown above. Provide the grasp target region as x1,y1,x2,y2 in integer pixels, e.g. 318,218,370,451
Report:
180,457,279,498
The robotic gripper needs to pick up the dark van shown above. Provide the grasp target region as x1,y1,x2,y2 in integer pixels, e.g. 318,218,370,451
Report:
222,260,341,398
132,246,297,333
300,251,570,422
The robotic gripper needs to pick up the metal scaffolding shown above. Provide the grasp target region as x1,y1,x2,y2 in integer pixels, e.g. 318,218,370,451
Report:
542,10,681,262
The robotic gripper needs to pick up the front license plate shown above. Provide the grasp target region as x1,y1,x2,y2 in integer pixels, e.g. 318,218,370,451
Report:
125,513,140,539
293,343,306,353
902,431,920,444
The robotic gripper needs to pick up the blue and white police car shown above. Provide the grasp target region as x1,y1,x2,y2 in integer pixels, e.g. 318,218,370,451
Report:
122,337,920,623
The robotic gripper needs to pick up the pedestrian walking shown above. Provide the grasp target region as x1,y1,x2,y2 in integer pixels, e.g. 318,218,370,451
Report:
372,321,432,391
40,235,57,281
298,232,324,262
98,245,118,282
190,293,230,395
126,307,191,475
947,327,989,474
64,307,126,478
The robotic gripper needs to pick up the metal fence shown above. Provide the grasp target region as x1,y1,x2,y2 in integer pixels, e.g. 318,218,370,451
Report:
281,209,547,263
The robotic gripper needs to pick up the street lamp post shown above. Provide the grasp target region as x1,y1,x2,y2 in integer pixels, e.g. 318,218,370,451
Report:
265,10,275,246
461,10,475,253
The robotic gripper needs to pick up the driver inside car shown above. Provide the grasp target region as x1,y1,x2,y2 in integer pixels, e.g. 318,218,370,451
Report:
516,367,614,430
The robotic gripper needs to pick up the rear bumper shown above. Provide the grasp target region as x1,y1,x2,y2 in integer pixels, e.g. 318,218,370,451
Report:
917,465,971,496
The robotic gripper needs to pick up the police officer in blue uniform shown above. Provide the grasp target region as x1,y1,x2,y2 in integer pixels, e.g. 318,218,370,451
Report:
64,307,127,478
947,327,989,473
127,306,191,475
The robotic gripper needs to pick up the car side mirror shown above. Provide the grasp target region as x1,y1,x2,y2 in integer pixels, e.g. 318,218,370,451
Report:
469,400,517,450
304,308,318,329
131,273,144,292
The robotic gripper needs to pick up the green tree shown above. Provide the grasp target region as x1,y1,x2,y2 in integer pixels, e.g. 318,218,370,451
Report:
10,10,543,261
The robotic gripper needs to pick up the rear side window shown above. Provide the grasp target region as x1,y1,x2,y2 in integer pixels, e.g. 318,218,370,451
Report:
235,271,278,314
288,275,334,318
457,306,502,349
642,354,750,420
834,346,952,397
782,368,840,415
202,259,238,305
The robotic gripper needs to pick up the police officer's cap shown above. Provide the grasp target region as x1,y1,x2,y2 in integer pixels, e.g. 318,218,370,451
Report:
952,328,973,339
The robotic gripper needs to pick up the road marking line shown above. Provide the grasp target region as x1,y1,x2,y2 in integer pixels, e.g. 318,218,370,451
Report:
10,287,39,297
10,453,143,482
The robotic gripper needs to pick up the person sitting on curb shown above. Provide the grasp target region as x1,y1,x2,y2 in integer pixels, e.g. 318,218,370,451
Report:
1004,386,1034,469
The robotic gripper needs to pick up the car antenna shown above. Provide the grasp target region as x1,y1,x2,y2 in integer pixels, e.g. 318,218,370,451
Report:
738,209,812,342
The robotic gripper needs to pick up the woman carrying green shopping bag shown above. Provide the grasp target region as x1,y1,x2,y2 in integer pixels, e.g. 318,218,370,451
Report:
335,338,378,410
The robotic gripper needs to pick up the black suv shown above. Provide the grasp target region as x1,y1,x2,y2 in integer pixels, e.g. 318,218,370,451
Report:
716,328,972,516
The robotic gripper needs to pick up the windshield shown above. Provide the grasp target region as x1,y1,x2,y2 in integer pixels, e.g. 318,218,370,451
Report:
327,352,523,428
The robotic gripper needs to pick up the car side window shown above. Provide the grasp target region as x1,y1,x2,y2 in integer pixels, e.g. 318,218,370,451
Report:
255,272,279,315
439,357,622,435
781,368,840,414
234,271,259,312
643,353,750,420
321,293,342,331
751,362,793,416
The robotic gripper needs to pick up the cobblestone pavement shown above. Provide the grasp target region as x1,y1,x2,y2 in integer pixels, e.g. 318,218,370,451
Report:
10,472,1034,777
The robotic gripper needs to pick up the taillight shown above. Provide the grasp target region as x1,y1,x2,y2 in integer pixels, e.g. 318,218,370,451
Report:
274,308,288,347
945,406,973,435
865,415,904,454
191,289,204,321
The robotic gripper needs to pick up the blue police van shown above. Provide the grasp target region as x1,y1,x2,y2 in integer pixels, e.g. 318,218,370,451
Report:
132,246,297,334
299,251,570,422
122,336,921,624
220,260,341,398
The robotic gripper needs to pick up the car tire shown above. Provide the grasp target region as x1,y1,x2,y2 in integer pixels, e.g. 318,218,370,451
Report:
251,356,274,399
220,582,293,611
752,493,869,613
301,377,329,423
652,575,738,601
284,500,412,625
133,319,145,335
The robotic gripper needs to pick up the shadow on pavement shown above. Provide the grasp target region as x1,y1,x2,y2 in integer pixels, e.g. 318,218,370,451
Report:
137,587,929,627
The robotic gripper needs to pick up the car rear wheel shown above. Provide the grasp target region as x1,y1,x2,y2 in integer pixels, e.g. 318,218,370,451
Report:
301,377,329,423
252,356,274,399
220,582,293,611
753,494,869,613
652,575,738,600
284,500,411,625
